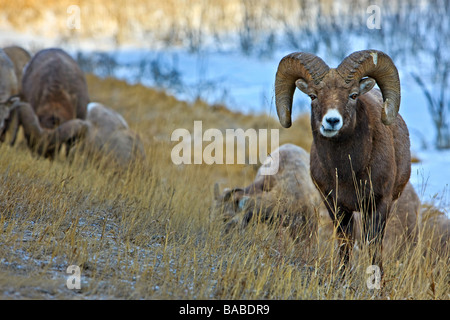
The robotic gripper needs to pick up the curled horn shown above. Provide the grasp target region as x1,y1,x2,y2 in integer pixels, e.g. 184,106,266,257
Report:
337,50,401,125
275,52,330,128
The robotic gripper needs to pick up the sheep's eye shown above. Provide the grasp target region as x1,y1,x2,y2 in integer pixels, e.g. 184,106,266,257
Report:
309,94,317,101
349,93,358,100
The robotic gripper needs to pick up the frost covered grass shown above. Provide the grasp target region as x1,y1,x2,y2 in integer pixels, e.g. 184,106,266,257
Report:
0,75,448,299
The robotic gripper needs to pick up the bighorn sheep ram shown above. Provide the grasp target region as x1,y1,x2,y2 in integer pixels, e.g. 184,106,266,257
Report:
274,50,411,273
0,48,20,144
15,48,90,157
214,143,327,245
69,102,145,167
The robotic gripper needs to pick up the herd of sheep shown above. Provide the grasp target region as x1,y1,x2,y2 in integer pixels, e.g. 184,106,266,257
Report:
0,45,448,283
0,46,144,166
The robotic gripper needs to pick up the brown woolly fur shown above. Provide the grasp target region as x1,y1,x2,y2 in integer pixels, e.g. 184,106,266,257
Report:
22,48,89,127
15,48,90,157
214,144,327,247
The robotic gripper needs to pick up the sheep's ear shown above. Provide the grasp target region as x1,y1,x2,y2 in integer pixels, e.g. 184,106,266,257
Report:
295,79,309,94
359,77,376,95
223,188,244,202
214,183,220,200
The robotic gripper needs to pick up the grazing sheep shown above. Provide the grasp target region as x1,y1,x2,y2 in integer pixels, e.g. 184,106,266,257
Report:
214,143,327,245
274,50,411,273
3,45,31,92
10,99,88,156
18,48,90,157
0,49,19,144
69,102,145,168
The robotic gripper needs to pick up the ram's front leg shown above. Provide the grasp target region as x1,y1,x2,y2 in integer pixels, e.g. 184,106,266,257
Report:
362,196,389,281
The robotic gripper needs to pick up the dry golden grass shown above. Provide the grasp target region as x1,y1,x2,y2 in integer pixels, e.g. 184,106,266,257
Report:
0,74,448,300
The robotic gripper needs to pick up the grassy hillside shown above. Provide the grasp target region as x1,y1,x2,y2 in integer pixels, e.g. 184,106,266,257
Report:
0,74,448,300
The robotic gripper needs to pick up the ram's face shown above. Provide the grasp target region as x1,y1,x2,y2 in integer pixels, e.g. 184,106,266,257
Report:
295,72,376,139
